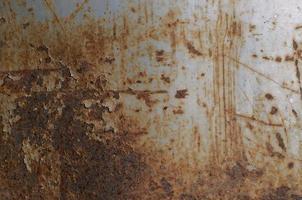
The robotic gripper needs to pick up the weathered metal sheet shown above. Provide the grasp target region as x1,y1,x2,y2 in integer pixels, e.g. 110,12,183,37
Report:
0,0,302,199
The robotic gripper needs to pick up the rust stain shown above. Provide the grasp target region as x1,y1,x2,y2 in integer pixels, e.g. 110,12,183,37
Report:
67,0,90,22
1,0,302,199
175,89,188,99
155,50,165,62
211,8,245,165
265,93,274,100
270,106,278,115
186,41,203,56
275,56,282,62
43,0,66,32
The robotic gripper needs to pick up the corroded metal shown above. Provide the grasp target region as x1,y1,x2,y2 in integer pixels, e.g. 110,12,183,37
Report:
0,0,302,199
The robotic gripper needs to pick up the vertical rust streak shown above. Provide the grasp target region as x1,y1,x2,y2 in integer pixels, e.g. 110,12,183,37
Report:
67,0,89,22
43,0,66,32
294,59,302,100
211,2,244,165
144,1,149,24
292,39,302,99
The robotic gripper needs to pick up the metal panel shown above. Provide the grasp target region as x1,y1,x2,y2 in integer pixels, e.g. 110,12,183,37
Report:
0,0,301,199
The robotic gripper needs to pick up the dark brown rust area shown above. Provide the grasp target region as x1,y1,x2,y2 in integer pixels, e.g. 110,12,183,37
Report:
265,93,274,100
0,137,39,199
270,106,278,115
186,41,203,56
261,186,302,200
175,89,188,99
1,66,148,199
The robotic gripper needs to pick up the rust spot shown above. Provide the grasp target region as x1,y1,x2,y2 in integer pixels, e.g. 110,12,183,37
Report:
135,91,158,107
249,24,256,32
22,22,30,29
0,17,6,24
265,93,274,100
252,54,258,58
288,162,294,169
175,89,188,99
161,74,171,83
173,107,184,115
270,106,278,115
285,55,294,62
155,50,165,62
275,56,282,62
262,56,270,60
186,41,202,56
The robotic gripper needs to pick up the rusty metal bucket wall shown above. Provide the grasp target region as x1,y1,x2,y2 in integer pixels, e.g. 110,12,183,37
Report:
0,0,302,199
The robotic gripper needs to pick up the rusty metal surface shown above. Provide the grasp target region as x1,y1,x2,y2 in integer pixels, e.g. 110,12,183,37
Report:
0,0,302,199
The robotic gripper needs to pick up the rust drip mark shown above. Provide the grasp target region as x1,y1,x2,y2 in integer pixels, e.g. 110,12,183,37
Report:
293,39,302,100
293,39,298,50
226,55,300,94
275,132,286,152
175,89,188,99
43,0,66,32
211,10,245,164
67,0,89,22
292,109,298,118
186,41,203,56
266,142,285,159
235,113,283,127
295,62,302,100
144,1,149,24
